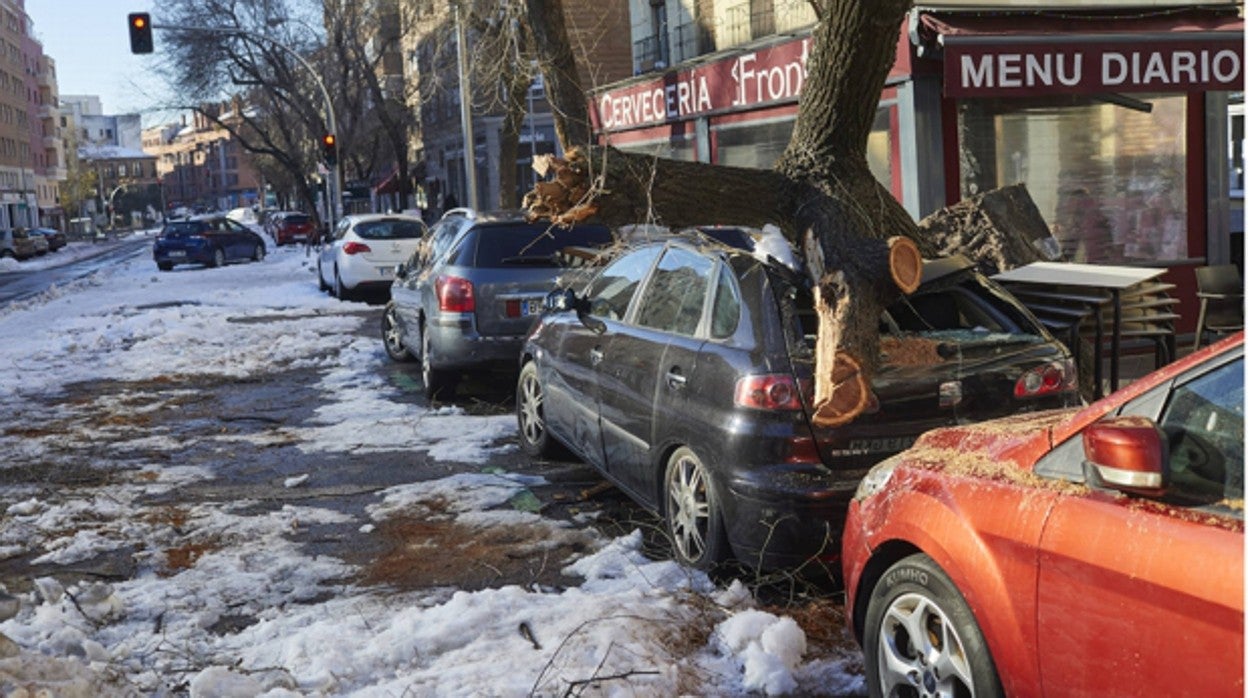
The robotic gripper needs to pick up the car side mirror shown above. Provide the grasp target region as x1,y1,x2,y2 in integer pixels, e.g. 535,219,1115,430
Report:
1081,416,1169,497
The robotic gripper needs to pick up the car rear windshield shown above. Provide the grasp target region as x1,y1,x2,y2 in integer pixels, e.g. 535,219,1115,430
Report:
284,214,310,225
777,267,1047,355
162,222,206,238
472,223,614,267
354,219,424,240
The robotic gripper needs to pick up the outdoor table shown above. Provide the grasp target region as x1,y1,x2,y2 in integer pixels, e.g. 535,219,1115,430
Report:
993,262,1168,398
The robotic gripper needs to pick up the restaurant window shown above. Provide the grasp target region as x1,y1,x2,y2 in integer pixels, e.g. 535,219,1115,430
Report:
615,134,697,162
959,93,1188,264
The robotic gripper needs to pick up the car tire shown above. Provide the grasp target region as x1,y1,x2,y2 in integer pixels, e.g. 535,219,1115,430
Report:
252,243,265,262
157,262,173,271
333,268,353,301
317,261,329,293
381,302,413,362
663,447,729,570
211,247,226,268
517,361,562,458
863,553,1004,698
420,325,456,400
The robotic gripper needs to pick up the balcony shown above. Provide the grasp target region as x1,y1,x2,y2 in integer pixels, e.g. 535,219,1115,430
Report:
632,33,670,74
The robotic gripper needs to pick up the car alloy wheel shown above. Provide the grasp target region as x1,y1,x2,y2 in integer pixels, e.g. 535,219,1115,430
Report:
517,362,558,457
212,248,226,268
333,267,350,301
664,447,727,569
252,243,265,261
864,553,1003,698
381,303,412,362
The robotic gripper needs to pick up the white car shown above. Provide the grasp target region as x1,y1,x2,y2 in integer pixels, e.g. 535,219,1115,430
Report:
317,214,427,300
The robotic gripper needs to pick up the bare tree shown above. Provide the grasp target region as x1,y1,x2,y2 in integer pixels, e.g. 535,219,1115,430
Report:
523,0,929,427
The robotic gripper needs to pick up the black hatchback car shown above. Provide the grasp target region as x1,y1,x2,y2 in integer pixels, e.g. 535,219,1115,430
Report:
153,215,267,271
516,234,1079,573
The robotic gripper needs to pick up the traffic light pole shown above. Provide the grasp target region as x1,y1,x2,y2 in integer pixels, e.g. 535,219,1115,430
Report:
148,22,341,231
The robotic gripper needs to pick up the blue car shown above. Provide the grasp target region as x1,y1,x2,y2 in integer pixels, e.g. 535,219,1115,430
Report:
153,215,266,271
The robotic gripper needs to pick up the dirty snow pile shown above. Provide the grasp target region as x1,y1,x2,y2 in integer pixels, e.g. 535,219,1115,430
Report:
0,231,864,696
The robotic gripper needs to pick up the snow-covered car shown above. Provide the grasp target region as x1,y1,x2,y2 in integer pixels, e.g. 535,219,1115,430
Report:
30,228,67,252
0,228,40,260
317,214,426,301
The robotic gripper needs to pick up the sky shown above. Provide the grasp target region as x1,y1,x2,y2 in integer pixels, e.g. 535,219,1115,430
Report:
0,228,867,696
26,0,167,120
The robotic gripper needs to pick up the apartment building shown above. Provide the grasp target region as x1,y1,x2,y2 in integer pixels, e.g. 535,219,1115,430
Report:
143,103,263,215
4,0,63,230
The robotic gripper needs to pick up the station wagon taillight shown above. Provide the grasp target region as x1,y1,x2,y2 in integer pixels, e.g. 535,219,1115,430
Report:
342,241,371,255
735,374,803,411
1014,359,1077,398
436,275,475,313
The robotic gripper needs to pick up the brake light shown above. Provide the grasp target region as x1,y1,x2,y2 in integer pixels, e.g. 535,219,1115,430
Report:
1014,359,1077,398
342,241,371,255
734,374,802,411
436,275,475,313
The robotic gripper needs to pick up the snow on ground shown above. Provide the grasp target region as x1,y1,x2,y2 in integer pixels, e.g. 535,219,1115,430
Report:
0,231,865,696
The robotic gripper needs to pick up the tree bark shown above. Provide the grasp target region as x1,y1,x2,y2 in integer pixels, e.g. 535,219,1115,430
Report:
524,0,593,149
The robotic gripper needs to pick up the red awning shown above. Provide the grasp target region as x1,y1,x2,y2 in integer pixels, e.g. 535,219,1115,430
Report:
914,8,1244,98
372,168,401,195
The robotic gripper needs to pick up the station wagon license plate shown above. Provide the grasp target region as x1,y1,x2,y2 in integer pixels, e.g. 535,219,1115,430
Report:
521,298,542,316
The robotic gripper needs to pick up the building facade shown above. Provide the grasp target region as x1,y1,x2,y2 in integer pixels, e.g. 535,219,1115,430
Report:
143,104,263,215
590,0,1244,335
3,0,64,230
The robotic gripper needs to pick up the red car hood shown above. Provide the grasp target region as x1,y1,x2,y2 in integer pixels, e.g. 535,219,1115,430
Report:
907,407,1079,477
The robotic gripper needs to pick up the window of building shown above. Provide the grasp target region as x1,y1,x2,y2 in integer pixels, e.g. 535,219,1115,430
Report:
959,93,1188,264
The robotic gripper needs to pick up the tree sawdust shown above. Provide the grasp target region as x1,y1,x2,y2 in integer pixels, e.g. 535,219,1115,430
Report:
880,336,943,366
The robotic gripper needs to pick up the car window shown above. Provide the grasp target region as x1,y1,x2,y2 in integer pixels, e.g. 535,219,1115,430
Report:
710,263,742,338
585,246,663,321
428,220,464,264
884,275,1040,336
163,221,206,237
1160,356,1244,515
635,247,714,335
471,223,613,268
355,219,424,240
333,218,352,240
284,214,309,225
225,219,249,233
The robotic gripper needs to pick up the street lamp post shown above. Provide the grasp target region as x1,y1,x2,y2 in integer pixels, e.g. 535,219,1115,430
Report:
150,22,341,230
453,2,479,211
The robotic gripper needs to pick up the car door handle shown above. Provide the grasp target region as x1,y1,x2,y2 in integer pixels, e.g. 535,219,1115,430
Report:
589,348,603,366
665,368,687,390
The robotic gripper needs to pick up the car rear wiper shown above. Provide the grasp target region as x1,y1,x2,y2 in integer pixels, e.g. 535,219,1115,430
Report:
499,255,560,266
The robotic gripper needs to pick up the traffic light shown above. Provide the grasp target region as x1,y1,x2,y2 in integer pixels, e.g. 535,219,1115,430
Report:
128,13,153,54
322,133,337,166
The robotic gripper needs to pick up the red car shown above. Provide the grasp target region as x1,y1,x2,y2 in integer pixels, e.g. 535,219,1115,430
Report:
843,332,1244,698
272,212,315,246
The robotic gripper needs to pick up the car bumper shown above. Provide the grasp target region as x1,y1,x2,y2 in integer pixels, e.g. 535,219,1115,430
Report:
722,463,861,574
154,248,212,266
426,315,525,371
337,255,399,290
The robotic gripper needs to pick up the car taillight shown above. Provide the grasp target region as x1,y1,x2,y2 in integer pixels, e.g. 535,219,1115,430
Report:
1014,359,1077,398
734,374,803,411
436,275,475,313
342,241,371,255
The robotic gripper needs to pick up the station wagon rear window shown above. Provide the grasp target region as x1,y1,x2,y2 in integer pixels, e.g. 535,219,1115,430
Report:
473,223,613,268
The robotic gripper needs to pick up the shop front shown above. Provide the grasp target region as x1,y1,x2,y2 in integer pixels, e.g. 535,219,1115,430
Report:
589,5,1243,334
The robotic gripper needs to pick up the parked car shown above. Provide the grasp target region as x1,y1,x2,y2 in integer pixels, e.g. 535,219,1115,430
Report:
30,227,67,252
152,215,267,271
842,332,1244,698
270,212,315,246
26,229,49,256
382,210,615,398
316,214,426,300
516,233,1080,572
0,228,39,260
